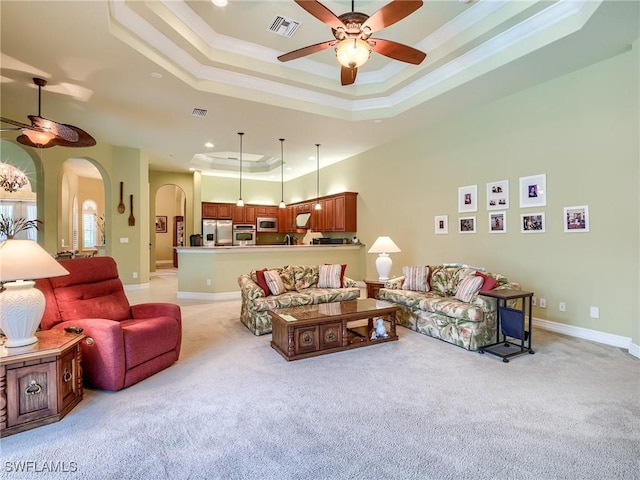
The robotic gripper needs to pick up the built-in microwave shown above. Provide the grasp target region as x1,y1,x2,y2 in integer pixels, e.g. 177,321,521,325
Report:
257,217,278,232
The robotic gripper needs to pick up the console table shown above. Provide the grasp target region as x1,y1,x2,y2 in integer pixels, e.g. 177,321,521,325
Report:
1,330,84,437
478,288,534,362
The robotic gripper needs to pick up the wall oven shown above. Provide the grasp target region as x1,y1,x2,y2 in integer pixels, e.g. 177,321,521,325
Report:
232,224,256,246
256,217,278,232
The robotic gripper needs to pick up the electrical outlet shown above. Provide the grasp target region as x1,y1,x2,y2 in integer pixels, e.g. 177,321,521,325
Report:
559,302,566,312
539,298,546,308
531,296,537,306
120,237,129,243
590,306,600,318
132,272,138,279
206,279,211,286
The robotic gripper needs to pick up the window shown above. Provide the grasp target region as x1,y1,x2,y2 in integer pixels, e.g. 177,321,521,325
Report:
82,200,98,248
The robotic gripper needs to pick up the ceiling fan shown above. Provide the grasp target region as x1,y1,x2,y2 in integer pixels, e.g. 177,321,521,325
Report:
0,77,96,148
278,0,427,86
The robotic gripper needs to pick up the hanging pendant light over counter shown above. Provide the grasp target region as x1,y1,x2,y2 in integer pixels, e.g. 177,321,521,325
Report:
279,138,286,209
237,132,244,207
315,143,322,211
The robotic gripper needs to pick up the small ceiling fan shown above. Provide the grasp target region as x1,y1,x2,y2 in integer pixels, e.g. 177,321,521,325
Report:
0,77,96,148
278,0,427,86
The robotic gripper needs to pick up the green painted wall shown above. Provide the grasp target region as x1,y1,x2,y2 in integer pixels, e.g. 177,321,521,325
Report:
287,45,639,344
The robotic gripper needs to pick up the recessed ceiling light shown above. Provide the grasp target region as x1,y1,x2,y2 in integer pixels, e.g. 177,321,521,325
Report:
189,168,196,172
286,167,293,171
151,72,162,79
205,142,214,148
211,0,228,6
308,156,314,161
374,119,383,123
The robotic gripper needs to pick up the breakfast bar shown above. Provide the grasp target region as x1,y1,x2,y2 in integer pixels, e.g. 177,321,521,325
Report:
176,244,365,300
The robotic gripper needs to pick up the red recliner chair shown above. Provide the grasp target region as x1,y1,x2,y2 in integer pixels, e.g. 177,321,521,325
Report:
36,256,182,391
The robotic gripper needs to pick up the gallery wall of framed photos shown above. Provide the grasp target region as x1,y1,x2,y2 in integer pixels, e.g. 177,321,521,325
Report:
434,174,589,236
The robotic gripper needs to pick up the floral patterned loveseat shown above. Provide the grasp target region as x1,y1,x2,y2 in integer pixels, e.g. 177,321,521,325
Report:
238,265,361,335
379,265,519,350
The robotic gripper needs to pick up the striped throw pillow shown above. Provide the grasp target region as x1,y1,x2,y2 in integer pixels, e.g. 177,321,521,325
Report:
454,275,484,302
401,266,430,292
318,264,342,288
264,270,285,296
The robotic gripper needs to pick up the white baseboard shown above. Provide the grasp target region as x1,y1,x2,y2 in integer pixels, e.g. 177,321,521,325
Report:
533,317,639,359
124,283,150,291
177,291,241,301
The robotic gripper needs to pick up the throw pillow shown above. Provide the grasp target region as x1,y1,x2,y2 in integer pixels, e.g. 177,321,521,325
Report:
280,266,296,291
264,270,285,296
401,266,430,292
318,264,344,288
254,268,270,296
475,271,498,291
454,275,484,302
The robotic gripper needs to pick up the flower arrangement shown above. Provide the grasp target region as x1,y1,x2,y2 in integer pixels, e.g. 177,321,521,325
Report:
0,215,42,239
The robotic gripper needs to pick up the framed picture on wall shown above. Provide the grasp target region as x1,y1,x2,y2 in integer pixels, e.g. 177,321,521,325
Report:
564,205,589,232
486,180,509,210
435,215,448,234
519,174,547,208
459,216,476,234
520,213,545,233
155,215,167,233
458,185,478,213
489,211,506,233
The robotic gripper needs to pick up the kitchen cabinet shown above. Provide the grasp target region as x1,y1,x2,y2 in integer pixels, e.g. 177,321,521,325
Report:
307,193,357,233
202,202,233,219
256,206,280,216
233,205,256,224
201,192,356,232
279,206,294,233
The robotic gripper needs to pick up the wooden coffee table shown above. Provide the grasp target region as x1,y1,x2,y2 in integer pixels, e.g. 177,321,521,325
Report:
269,298,399,361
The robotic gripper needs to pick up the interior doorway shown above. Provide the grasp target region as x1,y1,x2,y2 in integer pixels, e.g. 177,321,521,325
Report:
154,184,185,270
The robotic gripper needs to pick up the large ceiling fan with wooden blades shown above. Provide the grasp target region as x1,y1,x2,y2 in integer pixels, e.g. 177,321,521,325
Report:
0,77,96,148
278,0,427,86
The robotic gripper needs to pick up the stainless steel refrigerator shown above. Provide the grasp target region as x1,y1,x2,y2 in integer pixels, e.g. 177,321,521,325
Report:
202,219,232,246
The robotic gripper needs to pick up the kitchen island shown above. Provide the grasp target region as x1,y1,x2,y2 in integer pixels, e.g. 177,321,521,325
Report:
176,244,365,300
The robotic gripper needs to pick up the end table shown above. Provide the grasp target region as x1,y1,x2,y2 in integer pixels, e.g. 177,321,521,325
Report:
364,279,386,299
478,288,534,363
1,329,84,437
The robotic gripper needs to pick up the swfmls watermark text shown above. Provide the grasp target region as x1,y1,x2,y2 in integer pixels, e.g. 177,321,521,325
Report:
4,461,78,474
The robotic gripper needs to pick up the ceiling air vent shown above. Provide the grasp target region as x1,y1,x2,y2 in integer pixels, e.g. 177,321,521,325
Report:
268,15,300,38
191,108,208,118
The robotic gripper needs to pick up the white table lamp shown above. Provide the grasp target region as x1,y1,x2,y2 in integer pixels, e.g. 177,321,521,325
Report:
368,236,401,281
0,240,69,347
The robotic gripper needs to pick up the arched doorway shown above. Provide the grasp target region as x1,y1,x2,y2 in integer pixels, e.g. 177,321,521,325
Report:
59,158,105,256
154,184,185,270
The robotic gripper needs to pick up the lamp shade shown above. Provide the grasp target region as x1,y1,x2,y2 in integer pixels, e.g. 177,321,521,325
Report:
0,240,69,348
0,239,69,281
367,236,401,254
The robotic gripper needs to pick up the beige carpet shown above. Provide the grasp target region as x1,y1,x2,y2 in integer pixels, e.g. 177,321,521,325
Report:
2,273,638,479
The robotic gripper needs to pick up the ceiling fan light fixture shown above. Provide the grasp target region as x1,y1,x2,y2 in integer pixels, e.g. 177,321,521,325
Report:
22,128,55,146
335,38,371,69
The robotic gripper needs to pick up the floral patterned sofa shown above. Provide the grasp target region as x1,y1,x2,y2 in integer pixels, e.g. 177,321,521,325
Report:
238,265,361,335
378,265,519,350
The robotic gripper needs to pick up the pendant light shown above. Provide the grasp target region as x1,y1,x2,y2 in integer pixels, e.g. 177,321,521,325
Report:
236,132,244,207
314,143,322,211
279,138,286,209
